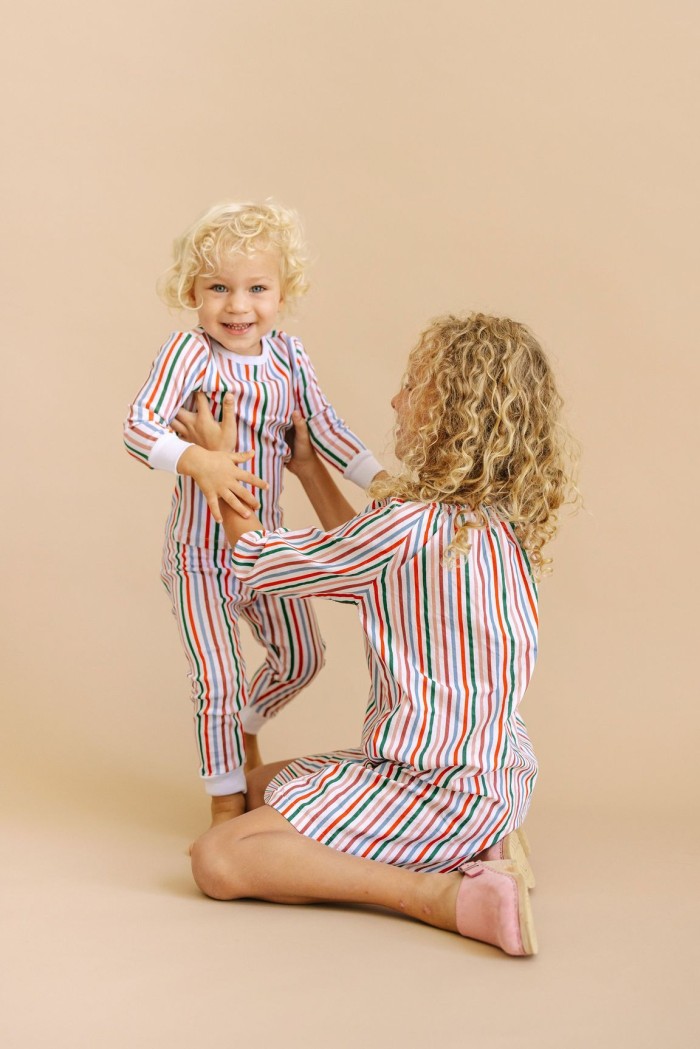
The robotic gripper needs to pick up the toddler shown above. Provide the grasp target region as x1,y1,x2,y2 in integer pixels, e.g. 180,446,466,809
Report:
124,201,383,829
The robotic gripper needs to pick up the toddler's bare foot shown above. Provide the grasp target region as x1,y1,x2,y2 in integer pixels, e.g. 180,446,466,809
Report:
244,732,263,773
186,792,246,855
210,792,246,827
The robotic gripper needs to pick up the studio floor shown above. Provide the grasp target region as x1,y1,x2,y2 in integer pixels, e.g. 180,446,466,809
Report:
3,781,697,1049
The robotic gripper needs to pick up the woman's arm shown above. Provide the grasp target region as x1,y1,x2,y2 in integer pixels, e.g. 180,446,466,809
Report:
285,411,358,531
172,396,359,541
219,411,357,546
289,339,385,489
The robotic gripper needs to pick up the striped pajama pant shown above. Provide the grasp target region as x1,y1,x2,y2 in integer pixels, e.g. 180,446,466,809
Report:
161,539,325,791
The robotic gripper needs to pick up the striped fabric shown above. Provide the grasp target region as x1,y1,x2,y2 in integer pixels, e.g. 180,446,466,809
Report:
124,328,373,548
124,327,375,793
161,538,325,788
233,499,539,873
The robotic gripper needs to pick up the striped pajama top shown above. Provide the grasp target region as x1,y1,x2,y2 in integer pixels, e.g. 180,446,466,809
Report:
124,328,381,548
232,498,539,873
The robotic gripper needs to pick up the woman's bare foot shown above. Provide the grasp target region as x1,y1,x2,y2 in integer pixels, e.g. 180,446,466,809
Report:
244,732,263,773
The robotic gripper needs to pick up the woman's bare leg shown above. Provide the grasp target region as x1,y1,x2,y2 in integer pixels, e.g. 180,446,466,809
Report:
191,805,461,932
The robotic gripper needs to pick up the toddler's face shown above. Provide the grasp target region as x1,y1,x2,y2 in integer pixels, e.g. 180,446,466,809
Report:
192,249,283,356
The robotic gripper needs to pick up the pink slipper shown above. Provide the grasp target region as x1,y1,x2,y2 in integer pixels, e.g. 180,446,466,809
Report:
475,829,535,889
455,860,538,956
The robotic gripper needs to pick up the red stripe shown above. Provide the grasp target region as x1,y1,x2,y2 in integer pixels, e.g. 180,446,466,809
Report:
182,547,214,776
484,526,508,768
197,550,231,773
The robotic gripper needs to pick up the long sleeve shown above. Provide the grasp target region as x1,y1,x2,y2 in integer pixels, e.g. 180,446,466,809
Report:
231,499,422,601
290,338,384,489
123,331,210,472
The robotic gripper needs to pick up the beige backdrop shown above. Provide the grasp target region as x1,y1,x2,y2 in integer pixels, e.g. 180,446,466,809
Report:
2,2,698,1046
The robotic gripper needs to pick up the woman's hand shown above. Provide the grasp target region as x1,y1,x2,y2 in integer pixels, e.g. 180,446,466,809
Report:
173,391,238,452
285,410,319,477
173,393,268,524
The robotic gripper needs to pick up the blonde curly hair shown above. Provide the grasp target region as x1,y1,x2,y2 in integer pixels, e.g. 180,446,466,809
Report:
159,200,309,310
369,312,580,576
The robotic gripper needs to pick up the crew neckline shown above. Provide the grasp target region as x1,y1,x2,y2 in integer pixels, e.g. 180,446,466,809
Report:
199,328,272,364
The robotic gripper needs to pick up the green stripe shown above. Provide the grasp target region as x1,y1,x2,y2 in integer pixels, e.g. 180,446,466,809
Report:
416,521,437,768
370,566,396,755
210,383,230,549
171,477,185,537
493,528,517,720
325,779,389,847
174,546,209,774
253,506,398,587
372,777,442,861
325,764,404,848
278,598,297,682
462,557,478,752
124,441,150,464
515,527,538,596
296,351,346,469
283,764,350,821
153,333,193,414
378,567,395,678
298,352,313,414
257,381,269,522
309,429,345,469
420,792,483,864
214,554,245,767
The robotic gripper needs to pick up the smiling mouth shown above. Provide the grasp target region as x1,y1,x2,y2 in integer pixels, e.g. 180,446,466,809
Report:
222,322,253,332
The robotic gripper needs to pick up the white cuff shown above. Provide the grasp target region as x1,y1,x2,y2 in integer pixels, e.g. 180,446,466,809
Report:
149,432,194,473
343,450,384,489
202,767,247,796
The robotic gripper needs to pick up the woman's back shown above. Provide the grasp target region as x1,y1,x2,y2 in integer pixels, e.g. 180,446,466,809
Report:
359,500,539,800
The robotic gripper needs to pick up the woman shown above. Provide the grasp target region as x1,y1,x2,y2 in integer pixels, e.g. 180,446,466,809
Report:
175,312,577,956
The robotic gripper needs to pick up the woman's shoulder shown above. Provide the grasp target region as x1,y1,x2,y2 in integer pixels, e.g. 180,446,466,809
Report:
360,497,451,531
367,496,422,514
371,497,473,518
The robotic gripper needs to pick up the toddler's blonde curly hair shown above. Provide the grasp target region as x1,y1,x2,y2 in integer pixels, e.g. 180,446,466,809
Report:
369,312,580,576
159,200,309,310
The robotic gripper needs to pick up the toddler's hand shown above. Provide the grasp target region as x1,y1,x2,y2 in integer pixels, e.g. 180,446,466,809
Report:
177,446,267,523
174,392,268,523
285,411,318,477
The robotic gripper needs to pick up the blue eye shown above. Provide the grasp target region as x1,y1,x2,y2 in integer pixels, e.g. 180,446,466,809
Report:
211,284,227,293
251,285,267,293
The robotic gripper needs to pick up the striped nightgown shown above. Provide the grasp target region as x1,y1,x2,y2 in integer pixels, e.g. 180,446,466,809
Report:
232,498,539,873
124,328,382,795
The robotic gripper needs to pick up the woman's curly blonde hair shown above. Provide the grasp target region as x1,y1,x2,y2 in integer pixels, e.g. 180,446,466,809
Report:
159,200,309,310
369,312,580,576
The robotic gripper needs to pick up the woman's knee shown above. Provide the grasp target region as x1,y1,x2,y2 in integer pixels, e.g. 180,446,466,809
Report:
190,809,278,898
191,836,228,899
190,826,250,900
